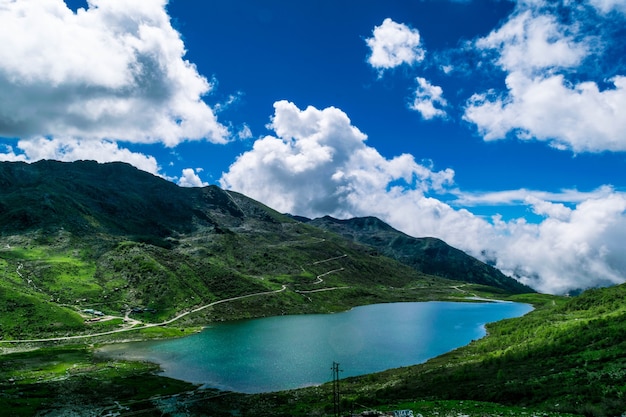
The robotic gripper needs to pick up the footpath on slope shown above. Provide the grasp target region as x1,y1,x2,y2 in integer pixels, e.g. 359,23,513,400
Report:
1,286,287,344
2,248,352,345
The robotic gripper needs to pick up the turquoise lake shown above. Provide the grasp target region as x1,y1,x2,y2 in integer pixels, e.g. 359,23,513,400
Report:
98,301,532,393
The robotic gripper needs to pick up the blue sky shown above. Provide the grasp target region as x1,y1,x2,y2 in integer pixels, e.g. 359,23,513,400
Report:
1,0,626,294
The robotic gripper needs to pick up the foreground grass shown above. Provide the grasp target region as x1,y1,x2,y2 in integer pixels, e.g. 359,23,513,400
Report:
0,346,582,417
0,345,197,416
226,288,624,417
3,235,624,416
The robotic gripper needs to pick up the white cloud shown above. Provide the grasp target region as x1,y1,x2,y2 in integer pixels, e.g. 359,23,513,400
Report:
220,101,626,294
525,197,572,221
0,145,27,163
475,10,589,73
441,64,454,74
464,4,626,152
589,0,626,14
237,124,253,140
491,194,626,294
366,18,425,72
380,189,626,294
220,100,454,217
0,137,161,175
178,168,208,187
464,73,626,152
454,185,617,207
0,0,229,146
410,77,448,120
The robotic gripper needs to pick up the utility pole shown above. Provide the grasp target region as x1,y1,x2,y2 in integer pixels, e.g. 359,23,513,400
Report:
332,361,342,417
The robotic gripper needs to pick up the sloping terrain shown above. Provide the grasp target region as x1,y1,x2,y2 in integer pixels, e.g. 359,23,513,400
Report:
0,160,499,340
1,160,624,416
306,215,533,294
180,285,626,416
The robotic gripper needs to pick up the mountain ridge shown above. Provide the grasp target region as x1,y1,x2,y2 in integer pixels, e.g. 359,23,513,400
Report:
1,160,529,293
3,160,626,417
299,215,533,294
0,160,528,341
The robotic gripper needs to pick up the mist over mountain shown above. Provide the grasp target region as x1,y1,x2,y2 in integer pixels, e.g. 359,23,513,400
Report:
0,160,538,340
302,215,533,294
1,160,530,291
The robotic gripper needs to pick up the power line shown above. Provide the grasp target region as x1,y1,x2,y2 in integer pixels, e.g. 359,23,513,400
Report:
331,361,342,417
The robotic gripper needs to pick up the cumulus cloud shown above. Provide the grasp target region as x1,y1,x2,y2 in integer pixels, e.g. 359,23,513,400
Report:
220,100,454,217
221,101,626,294
0,137,160,175
464,72,626,152
525,197,572,221
490,194,626,294
365,19,449,121
589,0,626,14
0,0,229,146
475,10,589,73
178,168,208,187
366,18,425,72
463,2,626,152
410,77,448,120
383,189,626,294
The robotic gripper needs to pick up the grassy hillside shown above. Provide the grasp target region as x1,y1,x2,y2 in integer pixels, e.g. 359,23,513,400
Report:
215,286,625,417
4,284,625,416
307,215,533,294
0,160,502,341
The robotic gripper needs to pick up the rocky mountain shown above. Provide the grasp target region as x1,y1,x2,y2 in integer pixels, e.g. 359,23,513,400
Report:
7,161,626,417
304,215,533,294
0,160,528,340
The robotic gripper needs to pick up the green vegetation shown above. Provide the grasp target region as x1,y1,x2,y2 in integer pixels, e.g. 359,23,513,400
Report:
308,215,534,294
1,160,624,416
0,345,196,416
0,283,85,339
3,285,625,416
211,286,623,417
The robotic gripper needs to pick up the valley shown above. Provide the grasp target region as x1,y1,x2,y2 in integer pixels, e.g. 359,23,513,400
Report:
0,161,624,417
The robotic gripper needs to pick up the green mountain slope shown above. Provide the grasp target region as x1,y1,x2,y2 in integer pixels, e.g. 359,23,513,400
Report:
0,159,238,237
0,160,495,341
189,285,625,416
305,215,533,294
337,284,626,416
1,160,624,416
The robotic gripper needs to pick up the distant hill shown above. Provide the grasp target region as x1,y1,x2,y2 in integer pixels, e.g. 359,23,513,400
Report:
304,215,533,294
0,160,514,340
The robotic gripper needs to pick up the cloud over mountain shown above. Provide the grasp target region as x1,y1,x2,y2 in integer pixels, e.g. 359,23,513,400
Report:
221,100,626,294
220,101,455,217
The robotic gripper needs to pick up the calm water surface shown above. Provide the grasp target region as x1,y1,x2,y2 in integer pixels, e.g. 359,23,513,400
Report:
99,301,531,393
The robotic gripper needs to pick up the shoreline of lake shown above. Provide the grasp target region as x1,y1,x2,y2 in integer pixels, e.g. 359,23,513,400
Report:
98,300,532,394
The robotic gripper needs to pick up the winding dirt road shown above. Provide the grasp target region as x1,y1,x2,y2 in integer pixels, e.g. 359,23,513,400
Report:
2,285,287,344
3,242,351,345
